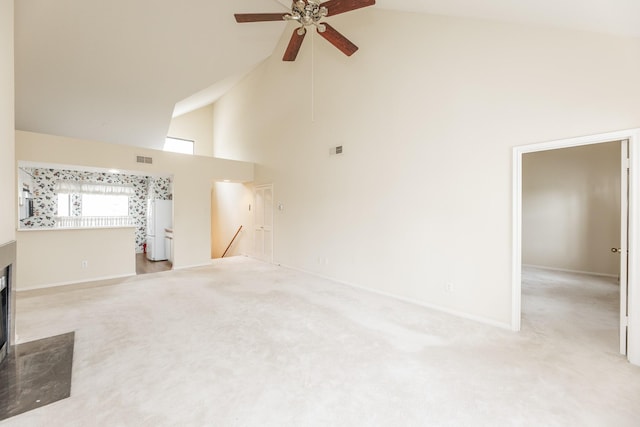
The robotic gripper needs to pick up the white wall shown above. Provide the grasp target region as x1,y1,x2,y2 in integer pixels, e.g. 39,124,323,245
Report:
211,182,253,258
212,10,640,326
168,105,251,259
0,0,14,245
17,228,135,289
167,105,214,157
15,131,253,288
522,142,621,275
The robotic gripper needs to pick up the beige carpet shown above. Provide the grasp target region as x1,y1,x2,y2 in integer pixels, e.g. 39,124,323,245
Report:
4,258,640,426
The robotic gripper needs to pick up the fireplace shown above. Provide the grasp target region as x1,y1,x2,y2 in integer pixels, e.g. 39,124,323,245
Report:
0,241,15,366
1,266,8,363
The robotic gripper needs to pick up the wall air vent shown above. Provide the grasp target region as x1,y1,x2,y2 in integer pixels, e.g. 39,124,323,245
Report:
136,156,153,164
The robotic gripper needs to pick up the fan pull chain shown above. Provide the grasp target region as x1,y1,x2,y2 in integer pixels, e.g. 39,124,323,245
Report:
311,29,315,123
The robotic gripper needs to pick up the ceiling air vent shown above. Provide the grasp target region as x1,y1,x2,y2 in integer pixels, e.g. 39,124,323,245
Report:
136,156,153,164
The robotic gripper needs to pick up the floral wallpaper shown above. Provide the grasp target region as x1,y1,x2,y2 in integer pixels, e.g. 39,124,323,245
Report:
19,168,172,253
149,177,172,200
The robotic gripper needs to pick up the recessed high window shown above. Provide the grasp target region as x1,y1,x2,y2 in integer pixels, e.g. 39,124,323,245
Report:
164,137,194,155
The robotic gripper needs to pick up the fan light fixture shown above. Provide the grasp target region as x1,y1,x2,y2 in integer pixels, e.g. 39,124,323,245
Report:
234,0,376,61
285,0,328,34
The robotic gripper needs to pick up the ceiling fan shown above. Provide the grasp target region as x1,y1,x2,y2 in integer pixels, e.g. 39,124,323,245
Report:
235,0,375,61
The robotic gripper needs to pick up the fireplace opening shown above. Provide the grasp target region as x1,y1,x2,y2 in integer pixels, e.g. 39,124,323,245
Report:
0,265,8,364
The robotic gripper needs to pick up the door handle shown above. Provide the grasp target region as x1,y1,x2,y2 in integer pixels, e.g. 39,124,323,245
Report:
611,247,622,253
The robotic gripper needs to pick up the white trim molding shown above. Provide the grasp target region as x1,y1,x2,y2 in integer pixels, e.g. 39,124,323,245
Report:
16,273,136,295
512,128,640,366
280,263,513,331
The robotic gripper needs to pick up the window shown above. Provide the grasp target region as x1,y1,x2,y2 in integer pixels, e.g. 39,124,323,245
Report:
56,193,129,218
57,193,70,217
54,181,134,227
81,194,129,217
164,137,194,155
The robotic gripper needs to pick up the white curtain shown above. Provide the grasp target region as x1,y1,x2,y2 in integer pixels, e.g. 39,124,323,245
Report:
54,181,135,196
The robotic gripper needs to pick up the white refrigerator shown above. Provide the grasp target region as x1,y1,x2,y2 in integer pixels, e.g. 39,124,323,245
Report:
146,199,172,261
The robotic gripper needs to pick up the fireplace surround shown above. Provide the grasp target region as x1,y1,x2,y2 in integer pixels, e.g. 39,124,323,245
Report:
1,267,7,362
0,241,16,365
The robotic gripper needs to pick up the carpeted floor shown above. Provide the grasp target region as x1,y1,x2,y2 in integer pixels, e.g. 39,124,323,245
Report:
3,258,639,426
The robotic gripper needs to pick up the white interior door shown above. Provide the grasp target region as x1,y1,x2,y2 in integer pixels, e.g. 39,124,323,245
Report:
620,139,630,355
254,185,273,263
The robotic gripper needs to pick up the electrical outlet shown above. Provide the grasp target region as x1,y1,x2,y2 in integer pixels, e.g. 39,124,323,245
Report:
317,257,330,265
445,283,454,293
81,260,88,269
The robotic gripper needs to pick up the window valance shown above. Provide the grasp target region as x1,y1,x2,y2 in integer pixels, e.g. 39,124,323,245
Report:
54,181,135,196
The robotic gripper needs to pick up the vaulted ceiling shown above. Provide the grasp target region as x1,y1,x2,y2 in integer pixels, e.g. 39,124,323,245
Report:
14,0,640,150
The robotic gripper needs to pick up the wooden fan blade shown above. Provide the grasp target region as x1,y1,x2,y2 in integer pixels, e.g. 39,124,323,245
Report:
317,23,358,56
283,28,306,61
322,0,375,16
234,13,286,23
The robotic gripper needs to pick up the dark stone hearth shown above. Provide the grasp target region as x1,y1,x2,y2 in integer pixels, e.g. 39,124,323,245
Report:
0,332,74,421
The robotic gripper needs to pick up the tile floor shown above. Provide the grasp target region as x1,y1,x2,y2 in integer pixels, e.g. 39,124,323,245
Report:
0,332,74,421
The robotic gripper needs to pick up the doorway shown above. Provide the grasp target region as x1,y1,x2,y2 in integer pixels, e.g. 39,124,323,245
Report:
210,181,253,259
521,141,622,355
512,128,640,366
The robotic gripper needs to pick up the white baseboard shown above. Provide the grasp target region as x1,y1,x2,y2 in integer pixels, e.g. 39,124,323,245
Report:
278,263,512,331
173,261,214,270
522,264,619,278
17,272,136,295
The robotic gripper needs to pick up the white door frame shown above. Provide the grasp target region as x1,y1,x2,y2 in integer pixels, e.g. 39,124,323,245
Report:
620,140,629,355
512,128,640,366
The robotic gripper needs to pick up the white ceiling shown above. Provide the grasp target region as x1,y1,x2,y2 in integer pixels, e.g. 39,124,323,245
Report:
14,0,640,150
376,0,640,39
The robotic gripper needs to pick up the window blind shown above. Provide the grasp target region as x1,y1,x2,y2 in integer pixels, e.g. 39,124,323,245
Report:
54,181,135,196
